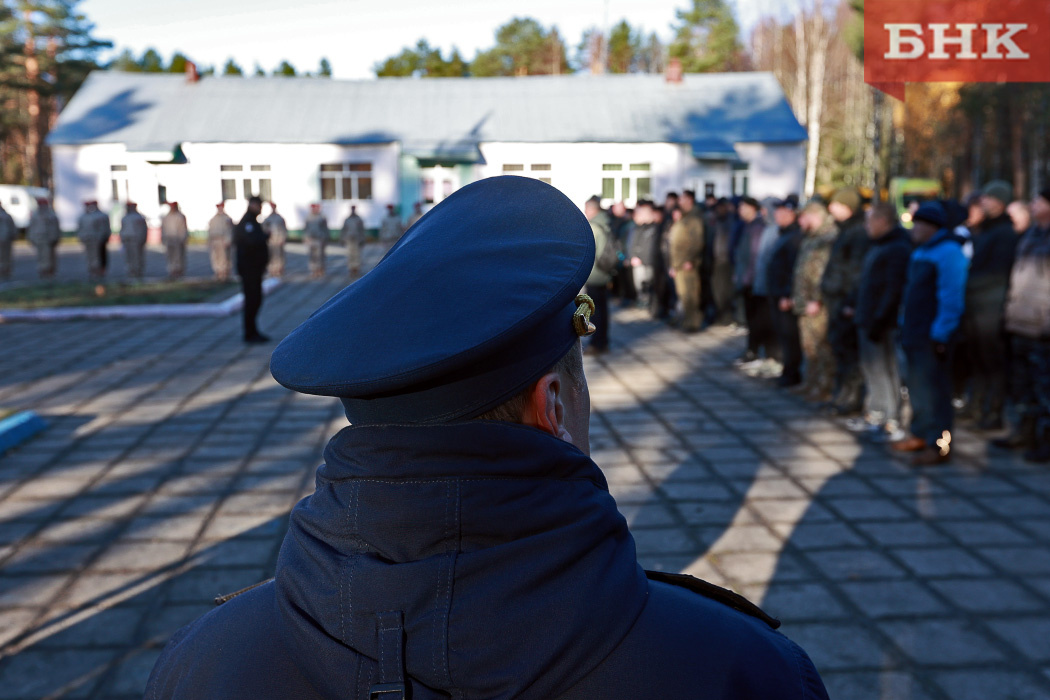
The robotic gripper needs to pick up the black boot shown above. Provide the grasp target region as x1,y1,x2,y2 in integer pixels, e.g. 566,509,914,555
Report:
992,415,1037,450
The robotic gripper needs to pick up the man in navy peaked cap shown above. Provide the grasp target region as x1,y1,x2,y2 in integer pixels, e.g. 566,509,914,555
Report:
146,176,828,700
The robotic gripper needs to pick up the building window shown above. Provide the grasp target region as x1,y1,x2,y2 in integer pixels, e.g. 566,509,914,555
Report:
321,162,372,200
732,171,749,197
158,185,167,204
505,163,553,184
111,165,128,203
220,165,242,201
600,162,649,203
705,182,716,198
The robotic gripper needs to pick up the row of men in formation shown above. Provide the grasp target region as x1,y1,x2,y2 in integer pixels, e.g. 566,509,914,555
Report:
0,198,424,282
587,182,1050,467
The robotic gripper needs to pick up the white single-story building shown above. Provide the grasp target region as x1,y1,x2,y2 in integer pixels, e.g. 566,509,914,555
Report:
47,70,807,233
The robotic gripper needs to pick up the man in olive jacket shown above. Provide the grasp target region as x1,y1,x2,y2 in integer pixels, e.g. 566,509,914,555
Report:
585,196,613,353
668,190,705,332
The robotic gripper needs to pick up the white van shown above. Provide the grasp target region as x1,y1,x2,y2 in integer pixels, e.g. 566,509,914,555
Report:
0,184,51,230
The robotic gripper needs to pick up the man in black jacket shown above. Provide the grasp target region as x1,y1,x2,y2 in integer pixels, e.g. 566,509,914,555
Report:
963,180,1020,429
820,188,871,415
766,198,803,387
235,196,271,343
851,203,912,439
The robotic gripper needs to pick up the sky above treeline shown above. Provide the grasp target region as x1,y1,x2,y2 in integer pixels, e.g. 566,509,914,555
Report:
82,0,765,78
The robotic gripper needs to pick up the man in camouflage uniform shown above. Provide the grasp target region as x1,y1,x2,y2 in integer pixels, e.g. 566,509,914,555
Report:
120,202,148,279
0,201,17,280
77,201,106,279
27,198,61,279
262,202,288,277
668,190,705,332
340,204,366,278
792,201,838,402
161,202,189,279
378,203,404,252
304,203,330,279
207,202,234,281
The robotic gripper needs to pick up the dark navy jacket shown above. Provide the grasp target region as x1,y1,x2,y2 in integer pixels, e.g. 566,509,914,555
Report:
967,213,1018,315
765,222,803,301
900,230,969,349
146,422,828,700
854,227,913,340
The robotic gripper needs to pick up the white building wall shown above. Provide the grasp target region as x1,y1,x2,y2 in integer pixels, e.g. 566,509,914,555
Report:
51,139,805,233
51,142,401,232
733,142,806,198
476,142,719,210
680,161,733,200
177,142,400,231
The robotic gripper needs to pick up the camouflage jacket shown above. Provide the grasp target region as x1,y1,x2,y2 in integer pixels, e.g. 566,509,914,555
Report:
791,219,837,315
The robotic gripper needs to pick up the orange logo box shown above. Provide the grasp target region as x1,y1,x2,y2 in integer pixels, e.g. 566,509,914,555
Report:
865,0,1050,99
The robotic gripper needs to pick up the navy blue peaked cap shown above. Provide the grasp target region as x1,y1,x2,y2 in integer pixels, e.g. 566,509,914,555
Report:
269,176,595,424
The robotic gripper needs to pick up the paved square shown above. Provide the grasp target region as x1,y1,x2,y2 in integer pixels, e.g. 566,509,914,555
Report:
2,262,1050,698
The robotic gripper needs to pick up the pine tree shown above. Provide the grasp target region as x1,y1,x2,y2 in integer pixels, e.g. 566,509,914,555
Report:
168,51,190,74
222,57,243,75
139,47,163,72
274,60,296,77
607,20,640,74
318,57,331,77
668,0,744,73
470,18,569,77
9,0,110,185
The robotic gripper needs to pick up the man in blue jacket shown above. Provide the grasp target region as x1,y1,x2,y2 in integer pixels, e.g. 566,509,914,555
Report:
145,176,828,700
893,201,969,466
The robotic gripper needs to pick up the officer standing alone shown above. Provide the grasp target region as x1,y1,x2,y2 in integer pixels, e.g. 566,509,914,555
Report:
235,196,270,343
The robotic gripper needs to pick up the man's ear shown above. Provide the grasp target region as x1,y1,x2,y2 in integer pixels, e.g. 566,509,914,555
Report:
521,372,570,442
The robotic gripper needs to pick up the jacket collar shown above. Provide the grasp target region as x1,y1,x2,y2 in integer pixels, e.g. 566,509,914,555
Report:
273,422,648,699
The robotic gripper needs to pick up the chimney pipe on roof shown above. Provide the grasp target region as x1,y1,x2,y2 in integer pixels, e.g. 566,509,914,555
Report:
665,57,683,84
186,60,199,83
